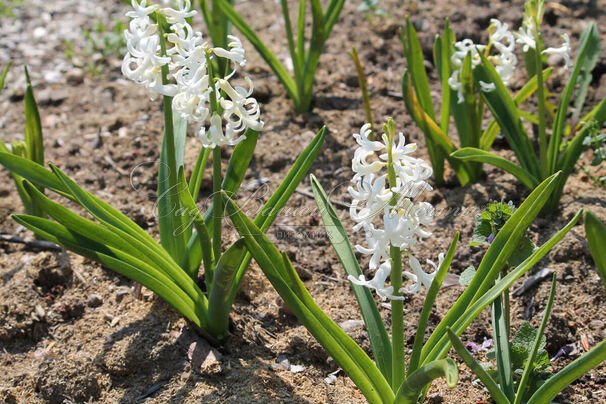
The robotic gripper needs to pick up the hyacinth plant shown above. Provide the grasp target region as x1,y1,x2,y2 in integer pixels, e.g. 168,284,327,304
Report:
448,272,606,404
0,0,325,343
451,0,606,212
215,0,345,112
0,63,46,219
221,117,584,403
401,13,562,186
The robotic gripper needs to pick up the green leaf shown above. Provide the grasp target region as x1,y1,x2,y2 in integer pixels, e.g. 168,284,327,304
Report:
527,339,606,404
459,266,476,287
184,130,259,274
224,127,326,305
447,328,510,404
216,0,298,105
451,148,539,189
0,62,9,95
158,112,189,267
393,359,458,404
310,174,392,384
507,237,536,268
408,233,459,374
514,274,556,404
188,146,211,200
420,174,571,365
222,195,393,404
207,240,246,342
0,153,71,198
585,210,606,289
21,180,208,310
573,25,601,123
12,214,206,329
24,67,44,166
492,293,515,401
425,209,583,367
474,54,541,178
548,23,600,174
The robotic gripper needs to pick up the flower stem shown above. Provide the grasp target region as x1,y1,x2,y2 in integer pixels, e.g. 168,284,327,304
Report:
212,147,222,266
384,118,406,390
534,28,548,179
390,246,405,391
206,49,223,267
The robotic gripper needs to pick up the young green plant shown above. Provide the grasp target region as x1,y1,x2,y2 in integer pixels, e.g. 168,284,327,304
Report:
401,17,549,186
222,118,582,402
0,64,46,219
215,0,346,112
451,0,606,212
448,273,606,404
0,0,325,343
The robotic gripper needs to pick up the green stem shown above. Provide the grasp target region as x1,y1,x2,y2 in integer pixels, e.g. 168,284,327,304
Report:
385,118,406,390
212,147,223,267
206,50,223,267
534,30,548,179
390,246,405,391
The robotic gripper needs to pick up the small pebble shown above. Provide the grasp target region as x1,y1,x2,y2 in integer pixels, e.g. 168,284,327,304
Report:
87,294,103,308
65,68,84,85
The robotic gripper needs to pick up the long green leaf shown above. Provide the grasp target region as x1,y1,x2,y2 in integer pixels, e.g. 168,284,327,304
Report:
310,174,392,384
23,67,44,166
426,209,582,365
21,180,208,310
585,210,606,289
492,293,515,401
527,339,606,404
451,148,539,189
224,127,326,304
514,274,557,404
0,153,71,198
185,130,258,274
188,146,211,200
223,196,392,404
547,23,599,173
572,26,599,122
408,233,459,374
216,0,298,104
393,359,458,404
206,240,245,341
13,214,205,328
447,328,510,404
474,54,540,178
420,173,561,364
0,62,9,95
158,112,188,266
480,68,554,151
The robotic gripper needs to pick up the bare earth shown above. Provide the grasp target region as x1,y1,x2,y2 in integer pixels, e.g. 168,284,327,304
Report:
1,0,605,403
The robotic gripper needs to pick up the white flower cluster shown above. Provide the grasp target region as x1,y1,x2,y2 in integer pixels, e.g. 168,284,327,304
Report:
121,0,264,148
347,124,443,300
515,19,572,69
448,19,517,103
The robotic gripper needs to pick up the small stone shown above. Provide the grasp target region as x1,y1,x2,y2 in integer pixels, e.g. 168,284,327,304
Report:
65,68,84,85
271,355,290,371
289,364,305,373
590,320,604,330
87,294,103,308
338,319,364,333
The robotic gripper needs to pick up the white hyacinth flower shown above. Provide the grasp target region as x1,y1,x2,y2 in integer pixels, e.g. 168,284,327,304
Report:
346,123,440,298
543,34,572,69
449,19,517,100
122,0,264,148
